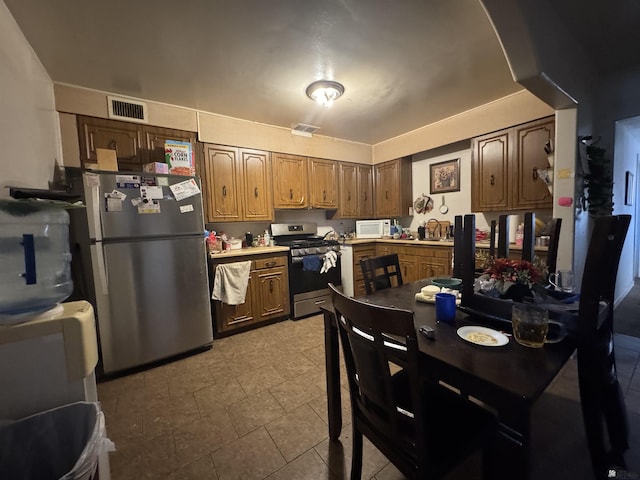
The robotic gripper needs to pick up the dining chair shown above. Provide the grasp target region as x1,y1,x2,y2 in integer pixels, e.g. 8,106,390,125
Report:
576,214,631,479
543,217,562,281
359,253,403,295
328,283,497,479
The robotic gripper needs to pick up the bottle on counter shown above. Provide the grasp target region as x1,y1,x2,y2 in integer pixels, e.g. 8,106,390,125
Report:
263,229,270,246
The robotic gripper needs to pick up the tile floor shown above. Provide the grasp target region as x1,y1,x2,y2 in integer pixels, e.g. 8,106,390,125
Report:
98,314,640,480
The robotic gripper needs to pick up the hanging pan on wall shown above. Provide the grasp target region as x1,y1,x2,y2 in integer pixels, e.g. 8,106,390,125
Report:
413,193,433,214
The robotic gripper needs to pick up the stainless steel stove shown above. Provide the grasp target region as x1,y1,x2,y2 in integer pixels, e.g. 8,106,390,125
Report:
271,223,342,319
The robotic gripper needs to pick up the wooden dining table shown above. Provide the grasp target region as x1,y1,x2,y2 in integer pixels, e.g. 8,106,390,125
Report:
321,279,577,480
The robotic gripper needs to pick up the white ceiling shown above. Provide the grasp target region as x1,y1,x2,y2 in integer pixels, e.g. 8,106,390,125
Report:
5,0,640,145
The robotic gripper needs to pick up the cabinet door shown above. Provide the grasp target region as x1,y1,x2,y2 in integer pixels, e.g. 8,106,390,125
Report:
142,126,197,164
310,158,338,208
375,161,399,217
471,130,511,212
513,118,554,209
339,163,358,218
398,254,418,283
203,144,242,222
357,164,374,218
353,247,376,296
240,149,273,221
253,266,289,321
77,115,142,170
215,275,255,333
272,153,308,209
417,257,450,279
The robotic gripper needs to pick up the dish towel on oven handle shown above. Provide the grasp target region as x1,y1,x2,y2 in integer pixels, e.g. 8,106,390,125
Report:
302,255,322,272
321,250,338,274
212,261,252,305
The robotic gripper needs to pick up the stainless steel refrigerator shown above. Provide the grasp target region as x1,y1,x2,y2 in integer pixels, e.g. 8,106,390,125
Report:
68,170,213,375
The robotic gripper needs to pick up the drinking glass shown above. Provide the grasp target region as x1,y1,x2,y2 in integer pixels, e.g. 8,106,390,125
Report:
511,304,564,348
549,270,575,292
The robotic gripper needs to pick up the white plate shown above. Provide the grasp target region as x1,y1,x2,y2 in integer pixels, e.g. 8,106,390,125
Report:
457,326,509,347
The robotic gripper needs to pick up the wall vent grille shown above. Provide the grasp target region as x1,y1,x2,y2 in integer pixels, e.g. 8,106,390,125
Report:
107,96,148,123
291,123,319,137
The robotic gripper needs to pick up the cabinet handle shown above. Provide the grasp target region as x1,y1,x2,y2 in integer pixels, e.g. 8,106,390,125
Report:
364,191,367,201
266,261,276,267
323,190,327,201
490,174,495,186
254,187,259,198
108,139,117,150
532,167,538,181
269,279,274,293
222,185,227,197
385,191,389,200
289,189,293,200
347,191,351,201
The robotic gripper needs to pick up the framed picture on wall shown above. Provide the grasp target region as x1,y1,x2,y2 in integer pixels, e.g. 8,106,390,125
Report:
430,158,460,194
625,171,634,206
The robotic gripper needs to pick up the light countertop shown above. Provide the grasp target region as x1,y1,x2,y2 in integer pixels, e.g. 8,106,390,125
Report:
208,246,289,259
343,238,548,251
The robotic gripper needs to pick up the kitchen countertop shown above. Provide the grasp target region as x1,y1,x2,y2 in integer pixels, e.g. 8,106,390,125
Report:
208,246,289,259
343,238,548,251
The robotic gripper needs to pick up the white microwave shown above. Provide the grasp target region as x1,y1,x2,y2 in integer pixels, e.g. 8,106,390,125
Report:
356,219,391,239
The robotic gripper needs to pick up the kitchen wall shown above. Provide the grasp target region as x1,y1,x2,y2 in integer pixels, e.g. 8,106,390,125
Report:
0,1,58,198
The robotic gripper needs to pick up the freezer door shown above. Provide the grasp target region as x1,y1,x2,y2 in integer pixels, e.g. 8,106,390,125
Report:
92,236,212,374
84,171,204,240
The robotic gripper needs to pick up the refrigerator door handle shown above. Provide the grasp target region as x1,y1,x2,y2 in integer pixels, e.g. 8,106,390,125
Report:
91,243,109,295
84,173,103,241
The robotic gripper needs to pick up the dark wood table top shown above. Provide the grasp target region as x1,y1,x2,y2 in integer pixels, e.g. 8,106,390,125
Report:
350,279,577,404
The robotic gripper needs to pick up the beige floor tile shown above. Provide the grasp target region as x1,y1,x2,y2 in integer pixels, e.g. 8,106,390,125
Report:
314,432,391,480
265,404,329,462
195,378,247,414
109,432,180,480
270,351,319,379
144,392,201,438
173,411,238,465
269,374,324,412
266,448,337,479
167,454,220,480
236,364,286,396
227,389,286,436
212,427,286,480
167,367,215,397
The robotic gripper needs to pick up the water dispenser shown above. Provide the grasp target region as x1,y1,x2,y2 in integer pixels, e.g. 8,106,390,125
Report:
0,200,73,322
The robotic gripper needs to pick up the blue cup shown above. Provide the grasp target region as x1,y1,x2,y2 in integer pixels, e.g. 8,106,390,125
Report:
435,292,457,324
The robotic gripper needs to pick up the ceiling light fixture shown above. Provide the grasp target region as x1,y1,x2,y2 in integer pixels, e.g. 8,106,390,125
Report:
305,80,344,107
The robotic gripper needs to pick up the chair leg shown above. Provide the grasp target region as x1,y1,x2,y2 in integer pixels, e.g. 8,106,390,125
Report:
350,425,364,480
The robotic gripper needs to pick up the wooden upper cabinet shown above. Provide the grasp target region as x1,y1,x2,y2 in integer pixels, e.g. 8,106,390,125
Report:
339,163,358,218
512,117,554,209
357,164,374,218
202,144,273,222
471,116,554,212
471,130,511,212
77,116,199,173
203,144,242,222
340,162,374,218
309,158,338,209
272,153,308,209
77,115,142,170
142,126,197,164
374,157,412,218
240,149,273,221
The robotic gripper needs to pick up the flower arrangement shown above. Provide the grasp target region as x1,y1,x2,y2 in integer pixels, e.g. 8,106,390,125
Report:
477,258,546,300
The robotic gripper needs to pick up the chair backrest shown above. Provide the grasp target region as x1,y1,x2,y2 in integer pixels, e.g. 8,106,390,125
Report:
576,215,631,479
360,253,403,295
328,283,425,466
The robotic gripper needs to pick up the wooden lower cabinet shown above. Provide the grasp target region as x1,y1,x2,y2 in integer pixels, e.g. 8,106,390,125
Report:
352,245,377,297
210,253,290,336
375,243,453,284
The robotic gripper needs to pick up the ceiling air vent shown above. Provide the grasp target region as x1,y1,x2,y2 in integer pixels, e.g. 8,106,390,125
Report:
291,123,319,137
107,96,148,123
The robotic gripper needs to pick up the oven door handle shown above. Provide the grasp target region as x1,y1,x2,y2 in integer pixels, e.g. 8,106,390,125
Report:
291,251,341,264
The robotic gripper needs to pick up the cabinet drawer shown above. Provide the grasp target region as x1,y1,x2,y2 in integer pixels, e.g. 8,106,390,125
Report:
353,248,376,281
253,256,286,270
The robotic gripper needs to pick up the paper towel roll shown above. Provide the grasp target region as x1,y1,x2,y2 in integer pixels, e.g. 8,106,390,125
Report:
509,215,520,243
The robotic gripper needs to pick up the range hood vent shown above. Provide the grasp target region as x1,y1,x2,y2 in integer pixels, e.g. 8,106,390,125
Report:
291,123,319,137
107,96,148,123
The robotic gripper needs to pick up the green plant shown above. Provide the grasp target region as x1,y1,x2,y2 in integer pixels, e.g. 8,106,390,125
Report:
584,145,614,216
